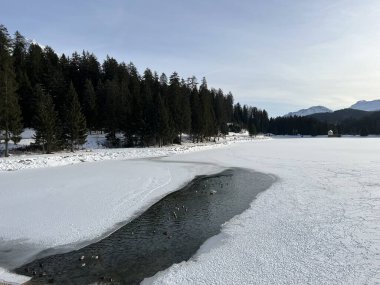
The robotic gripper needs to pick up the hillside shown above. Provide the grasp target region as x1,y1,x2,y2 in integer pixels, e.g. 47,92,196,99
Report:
350,100,380,111
285,106,332,117
308,108,374,124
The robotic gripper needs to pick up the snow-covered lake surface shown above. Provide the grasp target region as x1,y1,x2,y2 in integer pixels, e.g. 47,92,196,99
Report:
1,137,379,284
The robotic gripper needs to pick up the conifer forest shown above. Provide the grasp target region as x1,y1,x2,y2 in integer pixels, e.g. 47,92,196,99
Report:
0,25,270,155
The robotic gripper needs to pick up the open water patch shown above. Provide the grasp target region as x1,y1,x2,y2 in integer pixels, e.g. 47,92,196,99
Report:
15,168,274,284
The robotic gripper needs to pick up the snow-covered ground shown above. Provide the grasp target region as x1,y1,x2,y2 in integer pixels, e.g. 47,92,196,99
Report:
0,130,258,171
0,129,35,152
145,138,380,285
1,137,379,284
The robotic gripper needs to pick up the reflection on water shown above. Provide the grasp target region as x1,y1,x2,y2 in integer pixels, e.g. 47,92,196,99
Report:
16,168,274,284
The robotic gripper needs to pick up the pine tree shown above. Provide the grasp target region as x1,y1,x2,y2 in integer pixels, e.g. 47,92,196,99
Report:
13,31,34,127
199,77,217,140
155,93,170,146
0,25,23,157
179,81,191,142
360,127,369,137
63,82,87,151
25,42,43,86
190,88,203,142
140,69,155,146
104,79,121,146
248,115,257,137
33,85,59,153
168,72,181,141
118,71,131,144
82,79,97,132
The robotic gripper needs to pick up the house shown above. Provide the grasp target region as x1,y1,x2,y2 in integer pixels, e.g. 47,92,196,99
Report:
328,130,341,137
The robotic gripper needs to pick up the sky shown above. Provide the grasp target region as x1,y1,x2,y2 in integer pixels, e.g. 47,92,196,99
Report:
2,0,380,116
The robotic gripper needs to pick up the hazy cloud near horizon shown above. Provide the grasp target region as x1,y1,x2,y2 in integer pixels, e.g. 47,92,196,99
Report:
2,0,380,116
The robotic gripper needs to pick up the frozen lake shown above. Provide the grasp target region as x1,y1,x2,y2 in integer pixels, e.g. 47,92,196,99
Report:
0,138,379,284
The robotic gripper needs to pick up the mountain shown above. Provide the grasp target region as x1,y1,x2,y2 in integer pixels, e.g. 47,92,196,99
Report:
350,100,380,112
285,106,332,117
308,108,376,124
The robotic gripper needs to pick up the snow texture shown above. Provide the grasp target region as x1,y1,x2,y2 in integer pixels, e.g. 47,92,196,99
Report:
144,138,380,285
350,99,380,112
1,137,379,284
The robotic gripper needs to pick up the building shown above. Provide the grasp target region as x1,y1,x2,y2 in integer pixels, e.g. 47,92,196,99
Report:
328,130,341,137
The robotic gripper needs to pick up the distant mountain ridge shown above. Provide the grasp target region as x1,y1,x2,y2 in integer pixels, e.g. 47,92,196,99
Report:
285,106,332,117
308,108,375,124
285,99,380,118
350,100,380,111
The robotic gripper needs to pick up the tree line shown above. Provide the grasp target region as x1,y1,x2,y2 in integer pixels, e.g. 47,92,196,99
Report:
0,25,270,156
268,112,380,136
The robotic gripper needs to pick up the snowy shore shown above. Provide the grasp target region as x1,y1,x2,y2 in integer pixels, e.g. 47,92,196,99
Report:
0,132,259,172
1,137,379,284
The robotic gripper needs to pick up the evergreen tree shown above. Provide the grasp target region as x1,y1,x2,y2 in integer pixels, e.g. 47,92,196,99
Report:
0,25,23,156
80,51,101,88
102,56,119,81
95,79,106,130
179,80,192,141
248,115,257,136
168,72,191,143
82,79,97,132
25,42,43,86
42,46,66,109
33,85,59,153
226,92,234,122
199,77,217,140
233,103,243,126
261,110,269,133
190,88,203,142
127,62,143,145
140,69,155,146
63,82,87,151
155,93,170,146
118,70,131,144
12,31,34,127
360,127,369,137
104,79,121,145
214,89,229,136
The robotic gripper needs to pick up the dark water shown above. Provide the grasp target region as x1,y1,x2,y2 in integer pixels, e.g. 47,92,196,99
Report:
15,168,274,284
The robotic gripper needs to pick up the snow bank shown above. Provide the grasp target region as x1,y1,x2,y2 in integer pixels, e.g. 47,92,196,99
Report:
0,134,262,172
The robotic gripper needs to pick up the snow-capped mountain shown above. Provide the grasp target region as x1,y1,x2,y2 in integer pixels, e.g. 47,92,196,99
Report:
284,106,332,117
350,100,380,112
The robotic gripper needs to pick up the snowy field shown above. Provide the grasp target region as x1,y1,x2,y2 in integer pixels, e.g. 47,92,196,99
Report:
0,137,379,284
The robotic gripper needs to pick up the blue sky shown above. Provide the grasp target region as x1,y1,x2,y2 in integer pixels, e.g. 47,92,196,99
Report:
2,0,380,116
